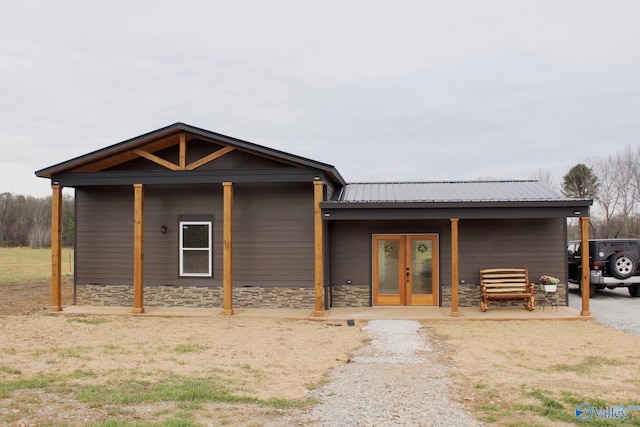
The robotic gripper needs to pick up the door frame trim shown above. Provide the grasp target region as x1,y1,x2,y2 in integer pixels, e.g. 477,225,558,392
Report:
372,233,439,306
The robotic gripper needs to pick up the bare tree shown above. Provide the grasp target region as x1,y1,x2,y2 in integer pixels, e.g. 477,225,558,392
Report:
617,146,639,236
0,192,74,247
27,196,50,248
589,144,640,238
0,192,13,245
530,168,555,189
593,156,626,237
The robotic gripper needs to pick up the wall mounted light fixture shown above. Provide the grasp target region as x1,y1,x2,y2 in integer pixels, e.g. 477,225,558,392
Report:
160,225,168,234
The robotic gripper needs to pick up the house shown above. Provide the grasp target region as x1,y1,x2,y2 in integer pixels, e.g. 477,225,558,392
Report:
36,123,594,316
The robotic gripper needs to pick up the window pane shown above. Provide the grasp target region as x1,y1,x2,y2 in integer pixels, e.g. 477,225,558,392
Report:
183,224,209,248
412,240,433,294
378,240,399,294
183,250,210,274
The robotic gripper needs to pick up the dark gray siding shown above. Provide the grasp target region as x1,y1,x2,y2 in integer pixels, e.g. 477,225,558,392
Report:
329,221,371,287
143,185,221,286
457,218,566,284
198,147,295,170
329,220,450,288
76,187,134,284
328,218,566,297
76,182,316,288
232,182,314,286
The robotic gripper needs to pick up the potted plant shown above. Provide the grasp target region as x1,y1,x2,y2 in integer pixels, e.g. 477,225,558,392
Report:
539,275,559,292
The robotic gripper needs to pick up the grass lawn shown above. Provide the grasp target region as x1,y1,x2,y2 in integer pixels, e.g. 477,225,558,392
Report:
0,247,74,283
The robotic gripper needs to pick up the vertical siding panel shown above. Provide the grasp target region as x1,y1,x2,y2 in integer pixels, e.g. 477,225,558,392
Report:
233,183,314,286
330,221,371,286
76,187,134,284
77,183,314,288
458,218,566,284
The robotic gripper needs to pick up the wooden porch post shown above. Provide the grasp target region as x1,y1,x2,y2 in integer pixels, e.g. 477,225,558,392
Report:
222,182,234,315
450,218,460,317
50,184,63,312
580,216,591,316
133,184,144,313
313,180,325,317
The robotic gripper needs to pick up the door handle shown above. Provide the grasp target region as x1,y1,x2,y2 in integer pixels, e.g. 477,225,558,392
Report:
406,267,410,282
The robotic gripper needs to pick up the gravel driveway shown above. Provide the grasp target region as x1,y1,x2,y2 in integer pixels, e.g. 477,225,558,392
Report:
269,320,481,427
268,290,640,426
567,285,640,338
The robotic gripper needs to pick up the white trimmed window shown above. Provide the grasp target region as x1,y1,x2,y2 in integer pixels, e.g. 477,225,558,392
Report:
179,221,212,277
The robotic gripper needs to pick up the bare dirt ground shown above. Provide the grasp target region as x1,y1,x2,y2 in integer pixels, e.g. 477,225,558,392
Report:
426,321,640,425
0,281,364,426
0,278,74,316
1,281,640,426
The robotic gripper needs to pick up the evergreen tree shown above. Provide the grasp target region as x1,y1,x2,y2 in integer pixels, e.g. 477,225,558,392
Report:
562,163,599,199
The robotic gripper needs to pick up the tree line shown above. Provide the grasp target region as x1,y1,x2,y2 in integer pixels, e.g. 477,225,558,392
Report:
0,193,74,248
562,145,640,239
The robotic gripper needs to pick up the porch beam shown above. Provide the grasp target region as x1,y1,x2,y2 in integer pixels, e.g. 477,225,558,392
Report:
50,184,63,312
580,216,591,316
313,180,325,317
52,168,325,186
223,182,234,315
133,184,145,313
450,218,460,317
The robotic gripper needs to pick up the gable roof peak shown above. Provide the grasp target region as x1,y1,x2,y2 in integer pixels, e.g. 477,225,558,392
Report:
35,123,346,186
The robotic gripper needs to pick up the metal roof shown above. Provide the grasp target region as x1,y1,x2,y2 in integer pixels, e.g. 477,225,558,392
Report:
335,180,575,203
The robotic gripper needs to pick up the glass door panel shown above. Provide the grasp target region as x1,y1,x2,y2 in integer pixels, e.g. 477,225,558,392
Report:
373,236,404,305
378,239,400,294
411,240,433,294
408,235,438,306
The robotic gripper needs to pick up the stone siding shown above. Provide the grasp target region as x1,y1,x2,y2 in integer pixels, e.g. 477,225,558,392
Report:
75,282,568,311
440,284,482,307
329,284,370,307
75,284,315,309
233,286,315,309
145,286,220,308
440,283,567,308
76,284,134,306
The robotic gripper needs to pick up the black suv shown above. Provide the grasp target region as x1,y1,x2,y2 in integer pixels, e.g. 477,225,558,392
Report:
567,239,640,297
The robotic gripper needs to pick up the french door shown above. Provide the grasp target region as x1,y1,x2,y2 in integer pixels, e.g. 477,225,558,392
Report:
373,234,439,306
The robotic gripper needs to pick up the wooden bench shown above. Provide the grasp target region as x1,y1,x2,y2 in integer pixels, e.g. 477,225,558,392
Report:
479,268,535,312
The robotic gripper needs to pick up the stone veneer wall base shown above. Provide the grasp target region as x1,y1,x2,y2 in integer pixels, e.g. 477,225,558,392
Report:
440,284,568,308
75,284,316,309
75,283,568,310
329,284,370,307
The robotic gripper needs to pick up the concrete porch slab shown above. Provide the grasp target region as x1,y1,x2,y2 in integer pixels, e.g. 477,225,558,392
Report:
58,305,593,321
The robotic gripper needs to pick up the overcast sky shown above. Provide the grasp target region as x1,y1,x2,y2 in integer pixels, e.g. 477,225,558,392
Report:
2,0,639,197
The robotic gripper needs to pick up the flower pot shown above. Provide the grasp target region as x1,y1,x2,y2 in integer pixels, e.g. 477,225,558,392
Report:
540,284,557,293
